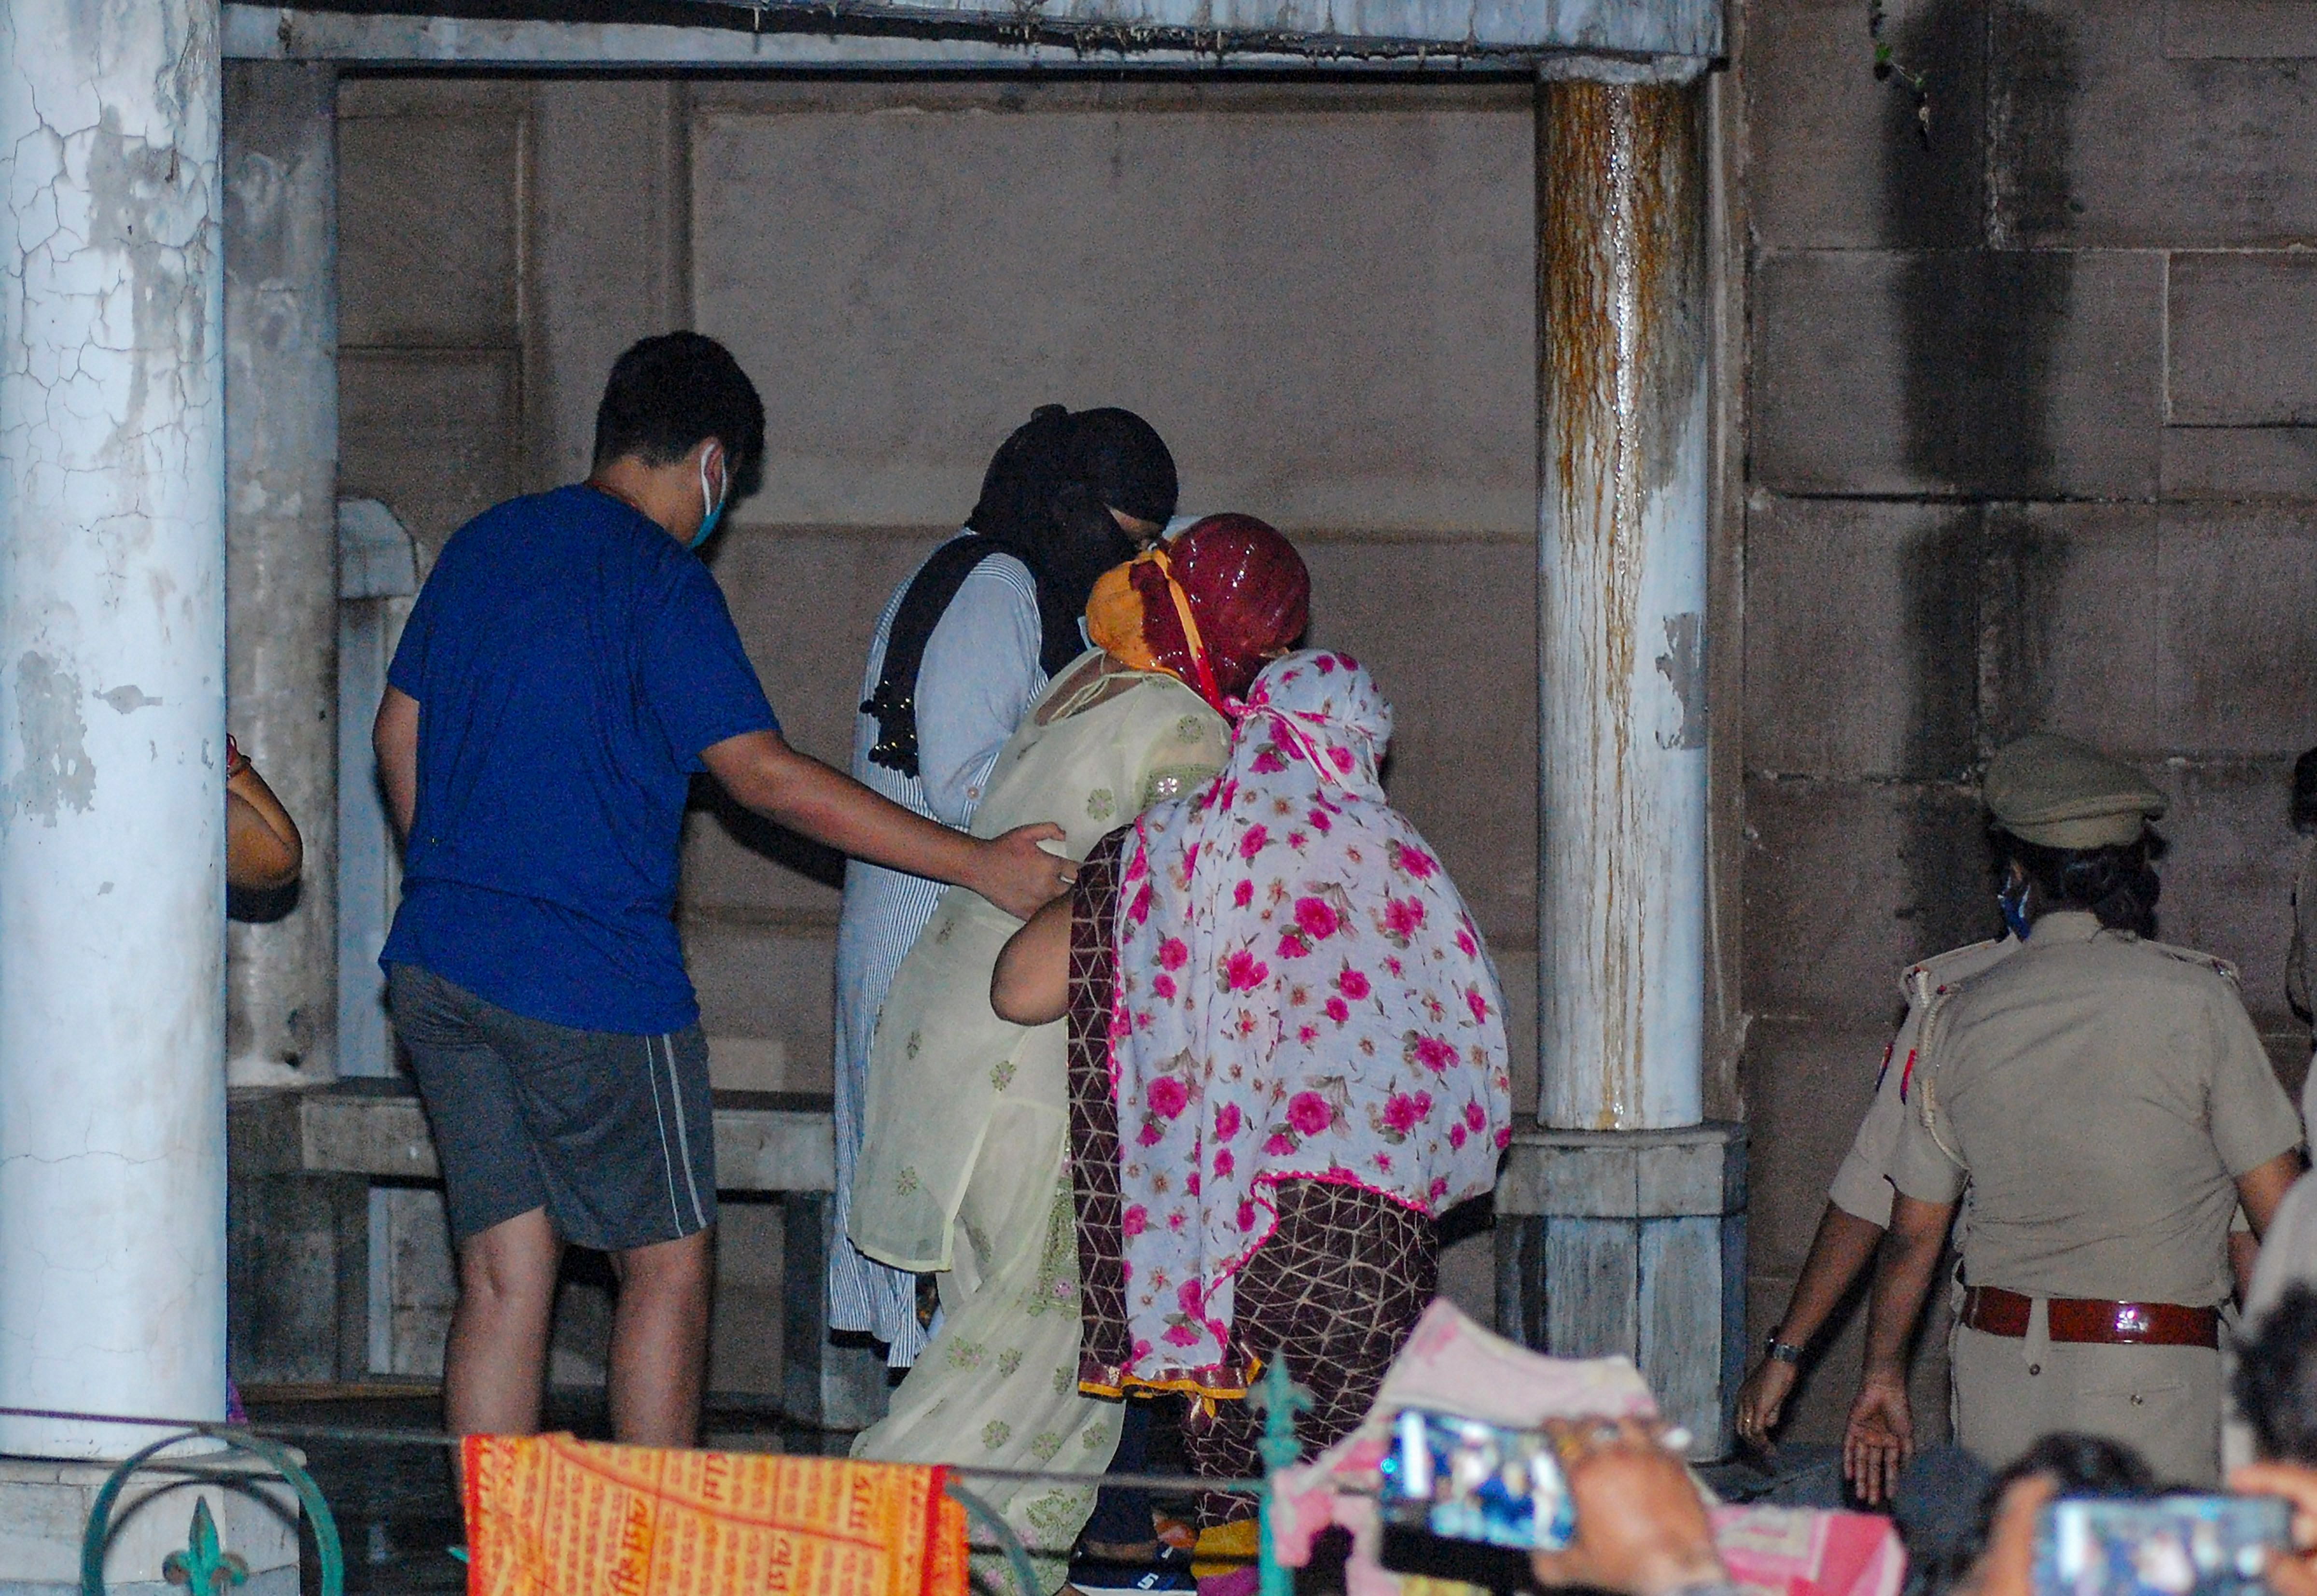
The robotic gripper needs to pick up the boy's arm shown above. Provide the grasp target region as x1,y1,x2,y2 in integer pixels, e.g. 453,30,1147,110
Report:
702,728,1071,921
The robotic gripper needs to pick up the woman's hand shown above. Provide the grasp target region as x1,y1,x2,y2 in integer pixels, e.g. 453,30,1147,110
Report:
1529,1418,1724,1596
1734,1357,1798,1451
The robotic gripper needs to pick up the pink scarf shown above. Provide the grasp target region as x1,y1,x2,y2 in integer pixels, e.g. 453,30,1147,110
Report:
1108,651,1512,1387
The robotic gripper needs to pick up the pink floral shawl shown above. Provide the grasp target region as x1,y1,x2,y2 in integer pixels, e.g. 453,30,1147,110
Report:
1108,650,1513,1387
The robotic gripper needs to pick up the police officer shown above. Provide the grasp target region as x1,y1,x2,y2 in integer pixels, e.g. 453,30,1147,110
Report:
1732,925,2017,1448
1842,733,2305,1496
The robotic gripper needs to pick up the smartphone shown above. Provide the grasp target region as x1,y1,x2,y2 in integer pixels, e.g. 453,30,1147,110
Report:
2033,1494,2289,1596
1377,1408,1575,1552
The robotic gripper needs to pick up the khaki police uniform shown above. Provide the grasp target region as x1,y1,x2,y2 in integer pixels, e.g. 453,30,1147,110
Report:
1828,938,2018,1229
1890,911,2301,1484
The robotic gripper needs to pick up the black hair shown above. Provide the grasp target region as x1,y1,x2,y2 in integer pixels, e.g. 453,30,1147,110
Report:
590,332,766,498
963,405,1173,677
1917,1435,2156,1596
1996,829,2165,938
1061,408,1178,528
2234,1283,2317,1465
2293,748,2317,835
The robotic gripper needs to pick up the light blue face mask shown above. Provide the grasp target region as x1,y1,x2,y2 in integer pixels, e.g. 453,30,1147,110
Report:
690,449,728,551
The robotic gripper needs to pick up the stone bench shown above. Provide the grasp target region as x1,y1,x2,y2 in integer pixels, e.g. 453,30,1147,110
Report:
230,1083,1746,1450
271,1076,838,1192
226,1078,871,1427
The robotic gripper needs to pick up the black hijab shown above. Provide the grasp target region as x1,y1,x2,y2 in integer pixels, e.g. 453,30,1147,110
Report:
860,406,1179,778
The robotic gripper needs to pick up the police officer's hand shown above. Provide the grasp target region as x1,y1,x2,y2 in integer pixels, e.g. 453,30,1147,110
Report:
1841,1371,1913,1507
2228,1462,2317,1596
974,823,1077,920
1529,1418,1724,1596
1734,1358,1798,1451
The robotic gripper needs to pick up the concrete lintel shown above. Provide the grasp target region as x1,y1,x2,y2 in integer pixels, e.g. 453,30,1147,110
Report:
1496,1120,1745,1218
223,3,1717,76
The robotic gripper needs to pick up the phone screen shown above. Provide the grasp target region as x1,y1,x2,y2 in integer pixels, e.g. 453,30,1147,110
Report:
2033,1495,2289,1596
1378,1409,1575,1552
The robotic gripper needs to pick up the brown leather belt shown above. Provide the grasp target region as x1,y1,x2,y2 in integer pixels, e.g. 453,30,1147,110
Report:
1962,1285,2219,1349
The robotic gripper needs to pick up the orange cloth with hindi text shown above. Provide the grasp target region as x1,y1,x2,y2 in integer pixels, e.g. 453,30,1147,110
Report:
461,1434,968,1596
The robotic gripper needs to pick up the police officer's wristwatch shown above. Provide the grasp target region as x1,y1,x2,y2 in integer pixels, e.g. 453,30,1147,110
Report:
1763,1331,1804,1366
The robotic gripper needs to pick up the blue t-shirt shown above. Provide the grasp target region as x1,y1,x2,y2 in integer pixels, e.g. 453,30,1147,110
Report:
381,485,779,1034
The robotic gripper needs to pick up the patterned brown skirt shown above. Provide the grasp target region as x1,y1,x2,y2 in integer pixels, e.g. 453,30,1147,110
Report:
1065,832,1437,1523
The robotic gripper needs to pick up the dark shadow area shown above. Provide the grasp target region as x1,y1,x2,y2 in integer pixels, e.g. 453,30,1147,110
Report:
229,877,304,924
1875,0,1986,250
1898,510,1983,782
1988,5,2081,241
691,774,846,892
1435,1191,1494,1250
1975,508,2072,750
1883,2,2074,980
1889,5,2075,497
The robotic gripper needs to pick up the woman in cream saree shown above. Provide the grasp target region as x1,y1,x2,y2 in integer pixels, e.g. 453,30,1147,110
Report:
849,517,1311,1593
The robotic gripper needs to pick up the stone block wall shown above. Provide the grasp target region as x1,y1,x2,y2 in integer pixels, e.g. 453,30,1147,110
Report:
1737,0,2317,1442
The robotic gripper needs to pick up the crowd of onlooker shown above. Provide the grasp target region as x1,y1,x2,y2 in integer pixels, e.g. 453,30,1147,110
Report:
1536,1283,2317,1596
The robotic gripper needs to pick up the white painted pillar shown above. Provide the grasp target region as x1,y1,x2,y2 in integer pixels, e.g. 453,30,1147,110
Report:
1536,80,1710,1133
225,61,338,1085
0,0,227,1455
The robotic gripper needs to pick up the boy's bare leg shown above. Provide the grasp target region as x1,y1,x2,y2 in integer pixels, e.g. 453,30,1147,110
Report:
609,1227,715,1447
444,1206,562,1492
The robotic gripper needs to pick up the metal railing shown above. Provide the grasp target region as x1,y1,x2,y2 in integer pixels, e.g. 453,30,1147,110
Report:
4,1356,1313,1596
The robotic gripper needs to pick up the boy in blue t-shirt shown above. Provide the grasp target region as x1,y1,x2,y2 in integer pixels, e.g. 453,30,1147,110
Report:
374,332,1073,1456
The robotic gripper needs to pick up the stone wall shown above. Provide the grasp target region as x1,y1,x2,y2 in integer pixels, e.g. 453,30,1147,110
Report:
1736,0,2317,1442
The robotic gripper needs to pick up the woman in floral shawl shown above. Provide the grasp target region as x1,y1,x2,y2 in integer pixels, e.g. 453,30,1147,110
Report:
993,648,1513,1523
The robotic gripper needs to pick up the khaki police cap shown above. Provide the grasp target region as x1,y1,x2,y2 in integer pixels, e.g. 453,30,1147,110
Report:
1983,732,2167,849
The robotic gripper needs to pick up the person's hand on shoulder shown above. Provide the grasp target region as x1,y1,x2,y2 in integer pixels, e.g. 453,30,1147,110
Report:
974,823,1075,920
1529,1418,1725,1596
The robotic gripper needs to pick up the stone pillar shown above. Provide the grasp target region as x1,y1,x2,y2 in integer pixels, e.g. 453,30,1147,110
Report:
224,61,338,1086
1516,75,1742,1457
1537,78,1711,1134
0,0,228,1457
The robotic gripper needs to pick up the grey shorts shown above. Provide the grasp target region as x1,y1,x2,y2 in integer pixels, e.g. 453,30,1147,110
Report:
388,963,717,1252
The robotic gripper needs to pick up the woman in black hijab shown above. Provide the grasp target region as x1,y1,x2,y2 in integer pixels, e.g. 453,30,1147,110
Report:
830,404,1178,1369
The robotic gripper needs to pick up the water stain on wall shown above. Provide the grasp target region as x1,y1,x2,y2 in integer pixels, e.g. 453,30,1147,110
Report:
1976,509,2074,749
1898,510,1982,781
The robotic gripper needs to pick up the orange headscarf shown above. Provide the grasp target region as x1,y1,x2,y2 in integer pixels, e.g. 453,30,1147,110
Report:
1084,515,1310,714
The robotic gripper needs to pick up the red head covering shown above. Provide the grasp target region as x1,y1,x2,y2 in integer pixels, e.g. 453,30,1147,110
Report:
1125,515,1310,709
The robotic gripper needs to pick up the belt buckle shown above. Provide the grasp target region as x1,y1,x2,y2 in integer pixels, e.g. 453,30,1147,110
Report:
2113,1303,2150,1338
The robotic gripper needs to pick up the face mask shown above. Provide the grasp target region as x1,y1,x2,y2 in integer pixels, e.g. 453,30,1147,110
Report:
1999,875,2033,941
690,449,728,551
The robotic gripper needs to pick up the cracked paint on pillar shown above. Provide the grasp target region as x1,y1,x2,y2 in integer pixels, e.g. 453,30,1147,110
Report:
0,0,227,1457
